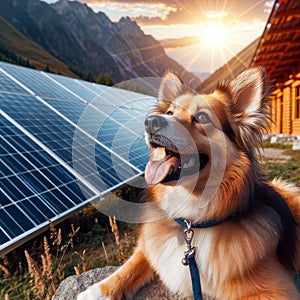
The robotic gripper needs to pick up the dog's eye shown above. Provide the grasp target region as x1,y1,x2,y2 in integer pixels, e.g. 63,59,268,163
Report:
193,112,210,124
166,111,173,115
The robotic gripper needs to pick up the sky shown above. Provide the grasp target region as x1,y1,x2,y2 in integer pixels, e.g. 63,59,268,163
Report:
42,0,275,73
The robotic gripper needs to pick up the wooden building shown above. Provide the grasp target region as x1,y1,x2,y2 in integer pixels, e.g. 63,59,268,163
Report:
250,0,300,135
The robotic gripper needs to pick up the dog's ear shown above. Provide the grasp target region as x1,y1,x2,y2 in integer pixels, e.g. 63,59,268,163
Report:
228,67,271,152
229,67,268,115
158,72,184,104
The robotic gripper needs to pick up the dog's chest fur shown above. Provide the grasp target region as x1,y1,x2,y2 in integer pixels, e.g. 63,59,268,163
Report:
142,222,213,298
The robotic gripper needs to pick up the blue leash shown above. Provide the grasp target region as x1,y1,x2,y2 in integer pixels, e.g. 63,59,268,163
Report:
185,249,203,300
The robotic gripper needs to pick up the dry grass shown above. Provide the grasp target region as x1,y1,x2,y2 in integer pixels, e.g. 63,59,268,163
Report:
24,223,80,300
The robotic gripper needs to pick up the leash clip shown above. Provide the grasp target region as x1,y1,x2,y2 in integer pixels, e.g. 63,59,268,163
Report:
182,220,195,266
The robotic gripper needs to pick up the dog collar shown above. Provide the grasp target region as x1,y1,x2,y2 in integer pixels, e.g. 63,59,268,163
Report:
175,212,239,229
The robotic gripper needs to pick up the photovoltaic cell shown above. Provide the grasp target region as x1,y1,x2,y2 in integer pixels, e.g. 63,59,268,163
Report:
43,97,88,124
76,80,108,99
0,70,29,94
129,137,150,170
46,73,99,102
0,115,96,247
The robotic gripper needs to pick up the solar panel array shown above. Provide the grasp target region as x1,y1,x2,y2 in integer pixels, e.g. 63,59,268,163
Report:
0,61,155,255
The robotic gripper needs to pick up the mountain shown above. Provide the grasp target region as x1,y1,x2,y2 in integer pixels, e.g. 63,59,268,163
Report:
117,16,199,83
51,0,200,85
0,0,200,85
197,38,260,93
0,17,77,77
0,0,121,80
51,0,137,80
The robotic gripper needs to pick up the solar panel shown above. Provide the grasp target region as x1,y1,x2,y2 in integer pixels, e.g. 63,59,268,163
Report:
0,91,141,189
0,63,81,101
0,61,156,255
0,114,97,250
45,73,99,102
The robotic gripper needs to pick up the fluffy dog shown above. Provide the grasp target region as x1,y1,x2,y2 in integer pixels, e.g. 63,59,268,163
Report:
78,67,300,299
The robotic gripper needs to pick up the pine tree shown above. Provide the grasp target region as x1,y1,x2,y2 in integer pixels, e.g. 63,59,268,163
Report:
86,71,95,82
96,73,114,86
96,73,105,84
105,74,114,86
44,65,51,73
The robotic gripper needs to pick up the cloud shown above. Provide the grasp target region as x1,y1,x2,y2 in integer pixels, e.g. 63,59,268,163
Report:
68,0,274,26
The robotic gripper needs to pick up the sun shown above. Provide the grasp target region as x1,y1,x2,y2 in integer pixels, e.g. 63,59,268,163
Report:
202,23,229,48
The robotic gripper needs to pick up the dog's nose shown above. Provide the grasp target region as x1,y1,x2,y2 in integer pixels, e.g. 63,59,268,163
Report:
145,115,168,134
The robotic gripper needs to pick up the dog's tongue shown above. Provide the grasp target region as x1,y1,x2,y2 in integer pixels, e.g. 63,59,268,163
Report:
145,156,180,185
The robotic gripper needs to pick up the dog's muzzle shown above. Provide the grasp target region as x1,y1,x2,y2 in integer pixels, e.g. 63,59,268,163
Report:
144,115,209,185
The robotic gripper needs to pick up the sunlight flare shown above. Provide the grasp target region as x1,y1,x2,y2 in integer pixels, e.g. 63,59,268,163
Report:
202,23,229,48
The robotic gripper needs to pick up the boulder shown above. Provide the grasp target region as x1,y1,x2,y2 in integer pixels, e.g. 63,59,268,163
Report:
292,139,300,150
52,266,190,300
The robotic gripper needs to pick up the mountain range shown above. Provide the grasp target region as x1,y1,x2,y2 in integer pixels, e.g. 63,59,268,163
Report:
0,0,200,85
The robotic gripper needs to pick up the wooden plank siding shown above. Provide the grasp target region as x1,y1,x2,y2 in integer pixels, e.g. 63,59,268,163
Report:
269,75,300,135
283,86,292,134
292,79,300,134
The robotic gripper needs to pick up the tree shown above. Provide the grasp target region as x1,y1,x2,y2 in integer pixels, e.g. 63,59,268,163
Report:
96,73,114,86
86,71,95,82
44,65,51,72
105,74,114,86
96,73,105,84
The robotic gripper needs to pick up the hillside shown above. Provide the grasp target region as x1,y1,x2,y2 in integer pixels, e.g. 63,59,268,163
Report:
197,38,260,93
0,0,200,85
0,17,77,77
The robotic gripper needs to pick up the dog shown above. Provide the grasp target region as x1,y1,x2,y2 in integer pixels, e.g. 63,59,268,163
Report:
78,67,300,299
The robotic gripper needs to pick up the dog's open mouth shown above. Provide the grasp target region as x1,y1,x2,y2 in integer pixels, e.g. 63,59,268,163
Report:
145,147,209,185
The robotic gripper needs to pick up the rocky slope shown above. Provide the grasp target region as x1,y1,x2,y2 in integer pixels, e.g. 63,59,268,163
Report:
0,0,200,85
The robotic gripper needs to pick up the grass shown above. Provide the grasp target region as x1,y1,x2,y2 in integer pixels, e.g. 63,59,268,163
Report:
0,215,136,300
261,142,300,186
262,139,292,150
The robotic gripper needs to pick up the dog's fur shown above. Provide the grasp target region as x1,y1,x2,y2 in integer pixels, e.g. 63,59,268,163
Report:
78,67,300,299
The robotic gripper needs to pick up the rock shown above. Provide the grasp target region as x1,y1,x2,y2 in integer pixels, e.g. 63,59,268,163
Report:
52,266,191,300
270,135,278,144
292,139,300,150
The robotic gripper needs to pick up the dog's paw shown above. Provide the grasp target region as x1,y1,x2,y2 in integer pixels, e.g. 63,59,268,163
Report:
77,282,110,300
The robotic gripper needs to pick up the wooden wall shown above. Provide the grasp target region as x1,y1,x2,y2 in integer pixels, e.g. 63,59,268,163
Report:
269,73,300,135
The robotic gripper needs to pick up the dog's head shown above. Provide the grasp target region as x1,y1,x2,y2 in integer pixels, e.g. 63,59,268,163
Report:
144,67,271,219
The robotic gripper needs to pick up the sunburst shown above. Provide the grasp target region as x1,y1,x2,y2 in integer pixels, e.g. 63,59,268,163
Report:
202,23,229,48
